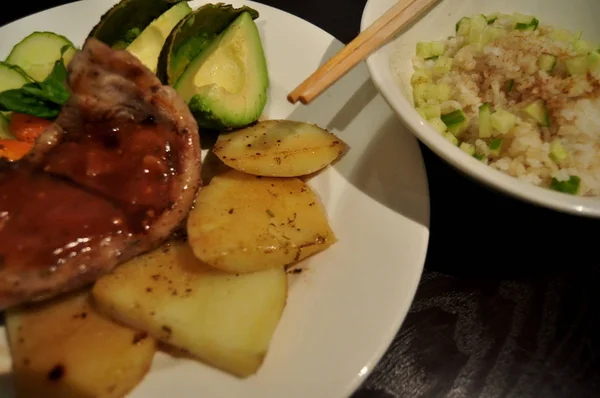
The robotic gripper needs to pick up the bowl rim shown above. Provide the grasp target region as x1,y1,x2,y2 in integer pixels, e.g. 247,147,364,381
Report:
360,0,600,219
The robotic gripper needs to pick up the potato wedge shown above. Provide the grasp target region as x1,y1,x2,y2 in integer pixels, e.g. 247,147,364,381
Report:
213,119,347,177
92,240,288,378
6,290,156,398
187,169,337,273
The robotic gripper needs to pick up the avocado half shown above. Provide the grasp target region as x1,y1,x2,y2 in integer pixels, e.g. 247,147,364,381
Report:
157,4,269,131
87,0,187,50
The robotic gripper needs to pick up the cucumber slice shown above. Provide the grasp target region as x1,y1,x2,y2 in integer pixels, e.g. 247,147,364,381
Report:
490,109,516,135
5,32,76,81
478,102,493,138
589,51,600,75
538,53,557,73
489,138,503,157
573,39,592,55
470,15,488,32
0,61,31,92
0,112,14,139
513,14,539,31
474,153,489,164
549,28,578,43
428,117,447,134
565,55,588,76
456,17,471,36
410,69,431,86
433,56,453,75
417,104,441,119
442,131,459,145
416,41,445,60
524,99,550,127
486,13,499,24
482,26,505,44
550,176,580,194
441,109,466,127
459,142,475,155
549,140,568,163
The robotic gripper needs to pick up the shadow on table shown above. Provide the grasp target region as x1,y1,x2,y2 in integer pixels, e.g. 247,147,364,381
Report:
421,146,600,281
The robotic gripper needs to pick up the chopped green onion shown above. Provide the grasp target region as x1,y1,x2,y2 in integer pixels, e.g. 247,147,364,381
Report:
550,176,581,194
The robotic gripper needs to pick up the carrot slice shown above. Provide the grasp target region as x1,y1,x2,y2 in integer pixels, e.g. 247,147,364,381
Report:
0,139,34,161
9,113,53,143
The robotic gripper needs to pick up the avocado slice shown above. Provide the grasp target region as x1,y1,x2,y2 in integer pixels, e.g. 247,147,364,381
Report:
173,11,269,130
157,3,259,86
87,0,186,50
126,2,192,73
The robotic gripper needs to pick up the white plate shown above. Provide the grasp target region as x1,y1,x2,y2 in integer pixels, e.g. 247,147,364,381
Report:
0,1,430,397
362,0,600,218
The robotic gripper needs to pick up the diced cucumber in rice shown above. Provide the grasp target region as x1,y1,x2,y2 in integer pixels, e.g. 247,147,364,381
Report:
407,13,600,196
524,100,550,127
550,176,581,195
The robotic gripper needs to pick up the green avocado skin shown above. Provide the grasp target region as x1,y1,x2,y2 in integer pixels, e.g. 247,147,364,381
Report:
87,0,186,48
188,88,268,131
157,3,259,86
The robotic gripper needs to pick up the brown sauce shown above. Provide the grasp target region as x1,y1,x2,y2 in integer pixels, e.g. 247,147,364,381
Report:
0,119,181,273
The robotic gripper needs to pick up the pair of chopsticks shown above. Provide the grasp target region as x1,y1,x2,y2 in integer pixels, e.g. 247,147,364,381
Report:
287,0,442,105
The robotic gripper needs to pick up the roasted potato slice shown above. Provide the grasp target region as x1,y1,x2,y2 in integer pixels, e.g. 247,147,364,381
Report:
92,240,287,378
213,120,347,177
187,169,337,273
6,290,156,398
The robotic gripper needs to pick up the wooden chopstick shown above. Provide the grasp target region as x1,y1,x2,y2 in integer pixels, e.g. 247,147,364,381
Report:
287,0,441,105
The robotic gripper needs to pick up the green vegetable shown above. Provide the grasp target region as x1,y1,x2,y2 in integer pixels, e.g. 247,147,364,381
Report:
459,142,475,155
565,55,588,76
410,69,431,86
442,131,459,145
549,140,568,163
537,53,557,72
474,153,489,164
524,99,550,127
427,117,447,133
489,138,503,156
415,41,445,60
5,32,76,81
486,13,499,24
589,51,600,75
456,17,471,36
549,28,579,43
550,176,581,194
490,109,517,135
513,14,539,31
441,109,466,127
87,0,187,49
478,102,492,138
157,3,259,86
0,62,32,92
125,1,192,73
433,56,452,75
0,55,70,119
416,104,441,120
174,11,268,130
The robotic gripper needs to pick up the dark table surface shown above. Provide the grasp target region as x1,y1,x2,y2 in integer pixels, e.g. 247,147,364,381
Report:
3,1,600,397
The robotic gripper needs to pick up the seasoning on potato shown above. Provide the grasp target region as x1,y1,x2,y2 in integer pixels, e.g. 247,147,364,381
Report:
212,119,347,177
186,169,337,273
92,240,288,378
6,290,157,398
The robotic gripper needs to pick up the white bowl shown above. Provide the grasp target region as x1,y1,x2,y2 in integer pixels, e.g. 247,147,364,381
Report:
361,0,600,218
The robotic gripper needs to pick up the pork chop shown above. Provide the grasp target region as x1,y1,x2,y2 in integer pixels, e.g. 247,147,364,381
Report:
0,38,202,310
